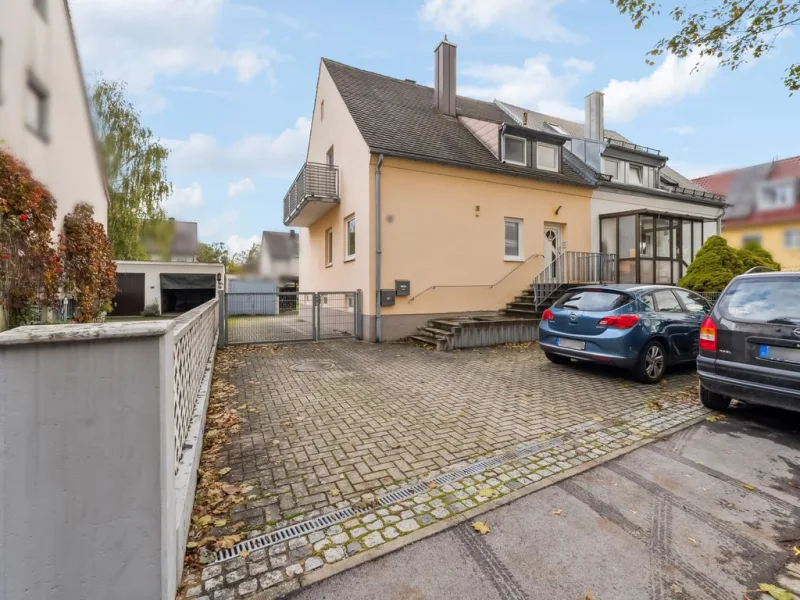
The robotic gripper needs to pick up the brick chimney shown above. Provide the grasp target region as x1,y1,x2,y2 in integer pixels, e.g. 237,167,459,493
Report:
584,91,604,141
434,36,457,116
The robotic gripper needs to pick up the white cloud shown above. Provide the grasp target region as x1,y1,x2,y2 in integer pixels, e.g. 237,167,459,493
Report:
226,234,260,255
69,0,283,108
460,55,584,121
227,177,256,197
563,58,595,73
419,0,579,43
665,125,696,135
165,117,311,177
603,51,718,122
668,161,735,180
164,182,203,213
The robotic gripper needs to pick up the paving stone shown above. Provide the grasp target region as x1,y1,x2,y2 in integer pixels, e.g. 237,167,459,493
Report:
248,561,270,577
238,579,258,596
204,576,224,591
259,570,284,589
186,585,202,597
268,543,287,556
450,502,466,513
305,556,324,571
383,526,400,540
225,567,246,584
213,589,235,600
429,488,444,497
270,553,288,569
308,531,325,544
223,557,245,572
285,563,303,577
287,536,308,550
465,486,478,495
313,539,331,552
377,508,390,516
326,525,343,536
346,541,362,556
367,519,384,531
431,507,450,519
288,546,312,562
518,477,532,485
440,484,455,493
389,504,404,513
454,490,470,500
384,515,400,524
362,514,378,524
413,504,431,514
350,526,368,538
248,549,267,563
324,546,346,563
202,565,222,580
344,518,360,528
362,532,385,548
418,514,435,526
430,499,444,508
400,510,415,519
331,532,349,544
497,485,511,494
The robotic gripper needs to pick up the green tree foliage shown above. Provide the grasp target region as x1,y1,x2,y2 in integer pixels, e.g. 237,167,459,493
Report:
232,243,260,274
612,0,800,92
91,79,171,259
678,235,745,292
197,242,230,265
738,240,781,271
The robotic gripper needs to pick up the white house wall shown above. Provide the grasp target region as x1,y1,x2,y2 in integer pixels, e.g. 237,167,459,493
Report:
590,188,726,252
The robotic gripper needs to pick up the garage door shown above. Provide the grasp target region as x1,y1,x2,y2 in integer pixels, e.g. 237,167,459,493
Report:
112,273,145,316
160,273,217,314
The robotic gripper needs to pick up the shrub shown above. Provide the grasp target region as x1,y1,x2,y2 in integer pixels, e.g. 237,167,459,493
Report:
737,240,781,272
142,299,160,317
0,149,61,327
678,235,744,292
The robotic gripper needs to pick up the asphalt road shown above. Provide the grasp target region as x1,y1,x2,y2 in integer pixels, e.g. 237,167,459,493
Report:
294,404,800,600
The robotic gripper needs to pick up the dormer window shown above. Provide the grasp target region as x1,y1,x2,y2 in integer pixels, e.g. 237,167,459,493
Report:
536,142,559,172
602,158,619,181
628,163,643,186
545,122,570,136
757,179,796,212
502,134,526,166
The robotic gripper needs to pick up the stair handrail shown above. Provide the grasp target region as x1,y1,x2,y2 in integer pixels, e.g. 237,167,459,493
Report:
530,252,618,310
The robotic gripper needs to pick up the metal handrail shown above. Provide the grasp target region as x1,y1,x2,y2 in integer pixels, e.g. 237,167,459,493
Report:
283,162,340,224
530,251,618,310
408,253,544,303
604,138,661,156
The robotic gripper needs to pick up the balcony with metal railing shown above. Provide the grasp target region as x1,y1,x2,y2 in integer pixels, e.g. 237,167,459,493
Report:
283,162,340,227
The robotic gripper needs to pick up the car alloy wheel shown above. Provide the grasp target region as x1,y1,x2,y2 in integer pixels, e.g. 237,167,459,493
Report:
644,345,665,380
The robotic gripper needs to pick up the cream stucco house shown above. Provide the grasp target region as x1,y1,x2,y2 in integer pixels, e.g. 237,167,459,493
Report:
0,0,108,230
285,38,725,342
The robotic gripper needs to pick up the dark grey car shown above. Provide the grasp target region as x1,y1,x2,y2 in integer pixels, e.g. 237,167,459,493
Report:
697,271,800,411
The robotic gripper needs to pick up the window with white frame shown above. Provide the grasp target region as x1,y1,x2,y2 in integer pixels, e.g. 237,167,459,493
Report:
502,134,526,166
504,218,523,260
344,215,356,259
536,142,558,172
628,163,643,185
602,158,619,180
757,179,797,212
785,229,800,249
325,228,333,266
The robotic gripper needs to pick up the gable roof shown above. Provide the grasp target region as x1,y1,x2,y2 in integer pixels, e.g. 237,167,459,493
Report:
494,100,705,193
321,59,593,188
693,155,800,195
261,231,299,260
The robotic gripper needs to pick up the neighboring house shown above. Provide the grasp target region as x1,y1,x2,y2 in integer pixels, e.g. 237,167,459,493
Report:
694,156,800,271
148,219,199,262
0,0,108,230
259,230,299,283
285,38,725,341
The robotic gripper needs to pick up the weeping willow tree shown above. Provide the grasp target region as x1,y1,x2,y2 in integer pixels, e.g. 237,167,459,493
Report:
91,79,172,259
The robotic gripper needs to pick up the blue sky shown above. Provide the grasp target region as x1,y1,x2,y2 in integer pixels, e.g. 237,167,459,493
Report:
70,0,800,253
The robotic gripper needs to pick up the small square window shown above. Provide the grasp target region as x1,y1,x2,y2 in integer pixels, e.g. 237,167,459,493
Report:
25,73,48,142
536,142,558,172
345,216,355,260
602,158,619,180
784,229,800,249
325,228,333,266
503,135,526,166
504,218,522,260
629,164,643,185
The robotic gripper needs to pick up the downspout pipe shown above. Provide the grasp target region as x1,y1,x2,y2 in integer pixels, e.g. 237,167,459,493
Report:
375,154,384,342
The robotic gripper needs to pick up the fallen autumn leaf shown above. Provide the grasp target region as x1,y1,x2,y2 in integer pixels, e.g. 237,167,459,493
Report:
472,521,490,535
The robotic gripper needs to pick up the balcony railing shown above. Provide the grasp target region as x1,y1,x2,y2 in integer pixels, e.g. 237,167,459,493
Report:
604,138,662,156
283,162,340,226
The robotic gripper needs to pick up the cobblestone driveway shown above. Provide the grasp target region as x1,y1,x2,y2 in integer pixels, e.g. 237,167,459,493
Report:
216,340,696,527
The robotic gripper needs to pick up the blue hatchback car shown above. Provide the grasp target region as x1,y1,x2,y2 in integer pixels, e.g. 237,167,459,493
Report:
538,285,712,384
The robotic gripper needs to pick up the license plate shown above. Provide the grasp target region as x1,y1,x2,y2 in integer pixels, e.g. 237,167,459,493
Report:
556,337,585,351
759,344,800,364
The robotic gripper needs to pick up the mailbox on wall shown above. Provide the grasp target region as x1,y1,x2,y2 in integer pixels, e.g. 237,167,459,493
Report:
380,289,396,307
395,280,410,297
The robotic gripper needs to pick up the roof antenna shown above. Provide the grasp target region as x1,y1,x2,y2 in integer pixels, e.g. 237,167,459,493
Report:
444,34,448,41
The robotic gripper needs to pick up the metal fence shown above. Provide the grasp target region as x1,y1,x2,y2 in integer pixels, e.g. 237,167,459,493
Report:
220,291,360,345
699,292,722,306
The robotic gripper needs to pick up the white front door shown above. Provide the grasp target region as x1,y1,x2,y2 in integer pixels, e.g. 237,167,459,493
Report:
543,225,562,280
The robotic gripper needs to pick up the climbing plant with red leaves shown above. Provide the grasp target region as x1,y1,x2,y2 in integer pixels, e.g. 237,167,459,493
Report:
60,203,117,323
0,149,61,327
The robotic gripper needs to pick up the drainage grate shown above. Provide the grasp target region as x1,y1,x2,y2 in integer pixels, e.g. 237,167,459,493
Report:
290,360,335,372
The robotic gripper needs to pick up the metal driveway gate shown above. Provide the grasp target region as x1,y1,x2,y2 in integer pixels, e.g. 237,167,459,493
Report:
220,291,360,345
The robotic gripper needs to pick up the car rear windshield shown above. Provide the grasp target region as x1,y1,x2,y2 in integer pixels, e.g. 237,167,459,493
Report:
554,290,631,311
717,277,800,323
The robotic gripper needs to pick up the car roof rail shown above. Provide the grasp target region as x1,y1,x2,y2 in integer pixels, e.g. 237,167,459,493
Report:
744,266,776,274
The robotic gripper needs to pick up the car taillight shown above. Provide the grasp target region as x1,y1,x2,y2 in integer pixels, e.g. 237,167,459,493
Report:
699,316,717,352
542,309,555,321
598,314,640,329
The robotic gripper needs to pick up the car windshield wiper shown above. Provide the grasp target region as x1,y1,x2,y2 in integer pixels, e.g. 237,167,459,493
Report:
765,317,800,325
